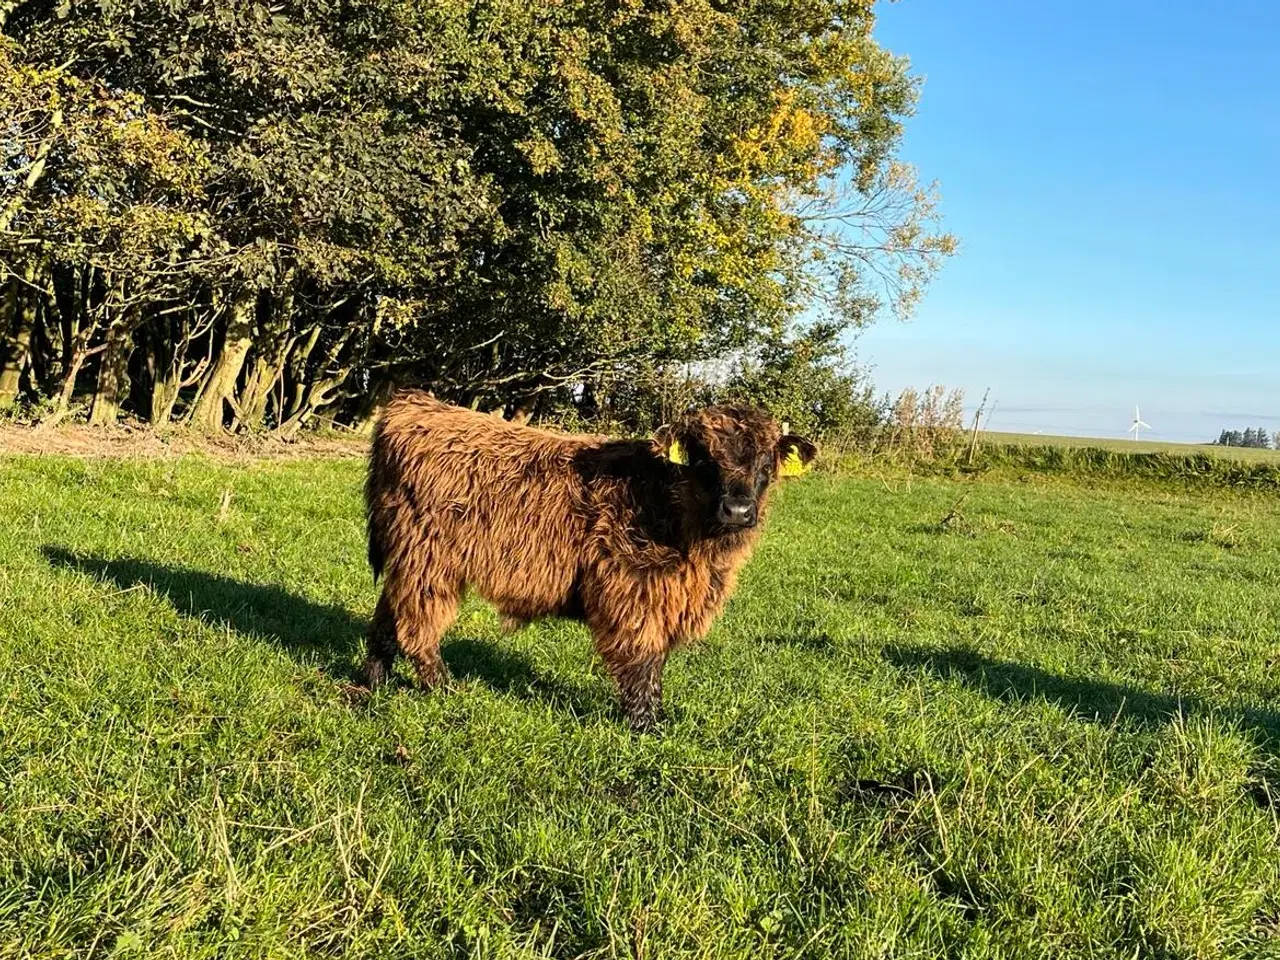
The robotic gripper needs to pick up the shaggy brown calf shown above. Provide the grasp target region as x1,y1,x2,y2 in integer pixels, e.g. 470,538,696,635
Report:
364,391,817,730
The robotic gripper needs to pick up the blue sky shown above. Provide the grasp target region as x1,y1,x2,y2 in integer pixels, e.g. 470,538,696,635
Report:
856,0,1280,443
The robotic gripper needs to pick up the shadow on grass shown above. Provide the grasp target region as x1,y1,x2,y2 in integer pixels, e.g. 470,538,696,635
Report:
44,546,366,677
442,636,603,717
41,547,598,714
885,645,1280,743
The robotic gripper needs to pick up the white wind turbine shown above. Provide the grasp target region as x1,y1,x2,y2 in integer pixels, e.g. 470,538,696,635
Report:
1128,405,1151,442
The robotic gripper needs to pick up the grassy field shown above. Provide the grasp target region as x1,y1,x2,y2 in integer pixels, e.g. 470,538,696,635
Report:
981,430,1280,463
2,453,1280,958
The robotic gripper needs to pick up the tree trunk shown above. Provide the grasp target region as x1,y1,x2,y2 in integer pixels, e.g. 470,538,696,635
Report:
31,261,65,396
238,351,282,429
274,318,356,437
45,265,94,419
238,285,294,430
0,264,38,406
88,314,133,427
151,368,180,424
281,322,321,423
188,290,255,433
276,369,350,440
351,376,395,436
146,318,183,425
66,265,90,373
48,344,89,424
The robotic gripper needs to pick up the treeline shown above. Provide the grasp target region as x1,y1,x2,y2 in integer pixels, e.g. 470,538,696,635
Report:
0,0,953,437
1213,428,1278,450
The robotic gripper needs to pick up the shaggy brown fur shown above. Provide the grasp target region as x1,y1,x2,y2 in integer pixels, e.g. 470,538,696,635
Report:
364,391,817,730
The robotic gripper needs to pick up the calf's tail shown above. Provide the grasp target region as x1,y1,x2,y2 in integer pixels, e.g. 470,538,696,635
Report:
367,513,386,582
366,420,388,582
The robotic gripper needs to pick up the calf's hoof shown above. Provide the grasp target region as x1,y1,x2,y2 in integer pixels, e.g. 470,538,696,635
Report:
364,657,392,689
625,707,664,735
413,660,452,691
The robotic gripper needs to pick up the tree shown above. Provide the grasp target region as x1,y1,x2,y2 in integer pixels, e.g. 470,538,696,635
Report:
719,321,882,442
2,0,953,431
0,39,216,419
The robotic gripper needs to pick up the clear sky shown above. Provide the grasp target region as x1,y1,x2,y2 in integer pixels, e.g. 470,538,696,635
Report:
856,0,1280,443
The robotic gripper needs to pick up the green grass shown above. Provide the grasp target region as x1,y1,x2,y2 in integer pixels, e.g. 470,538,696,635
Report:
981,430,1280,463
930,439,1280,492
3,454,1280,958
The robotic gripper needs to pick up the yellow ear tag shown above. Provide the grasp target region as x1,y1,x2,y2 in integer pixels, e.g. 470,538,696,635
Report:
667,439,688,465
780,448,810,477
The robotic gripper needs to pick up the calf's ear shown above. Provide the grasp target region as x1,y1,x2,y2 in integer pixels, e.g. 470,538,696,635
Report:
777,434,818,477
652,425,689,465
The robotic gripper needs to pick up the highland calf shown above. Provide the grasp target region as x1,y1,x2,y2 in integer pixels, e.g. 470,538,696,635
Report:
364,391,817,730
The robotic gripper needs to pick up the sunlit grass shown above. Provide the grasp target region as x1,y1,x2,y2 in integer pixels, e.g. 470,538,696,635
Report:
2,453,1279,957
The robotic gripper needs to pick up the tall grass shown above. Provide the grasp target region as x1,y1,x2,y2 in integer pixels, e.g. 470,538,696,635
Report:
840,385,969,463
837,440,1280,492
971,444,1280,490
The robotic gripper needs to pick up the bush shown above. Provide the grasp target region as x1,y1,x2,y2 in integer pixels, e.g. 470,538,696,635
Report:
718,322,884,446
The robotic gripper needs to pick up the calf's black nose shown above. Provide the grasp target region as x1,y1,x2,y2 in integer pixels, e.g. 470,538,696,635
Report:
717,498,757,527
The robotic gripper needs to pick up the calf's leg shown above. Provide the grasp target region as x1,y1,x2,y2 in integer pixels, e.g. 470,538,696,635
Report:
364,591,399,688
402,582,461,689
368,564,461,690
592,620,669,732
609,650,668,733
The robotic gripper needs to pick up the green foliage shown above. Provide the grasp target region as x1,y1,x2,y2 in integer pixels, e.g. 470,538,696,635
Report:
720,320,883,442
0,38,214,272
1,0,952,430
3,453,1280,956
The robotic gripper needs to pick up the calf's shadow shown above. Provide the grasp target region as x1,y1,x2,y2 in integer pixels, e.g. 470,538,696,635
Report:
41,547,595,712
885,644,1280,744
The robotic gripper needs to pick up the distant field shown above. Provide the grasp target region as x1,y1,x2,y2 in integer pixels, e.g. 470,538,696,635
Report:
981,430,1280,462
3,453,1280,957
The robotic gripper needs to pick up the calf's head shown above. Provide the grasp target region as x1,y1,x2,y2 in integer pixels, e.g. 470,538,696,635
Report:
654,405,817,532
